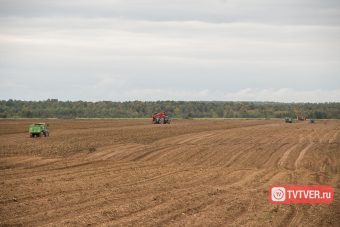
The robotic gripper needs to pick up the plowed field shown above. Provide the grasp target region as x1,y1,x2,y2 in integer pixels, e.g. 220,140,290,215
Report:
0,119,339,226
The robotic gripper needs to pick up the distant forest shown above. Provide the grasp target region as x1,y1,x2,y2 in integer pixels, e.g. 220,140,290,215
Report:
0,99,339,119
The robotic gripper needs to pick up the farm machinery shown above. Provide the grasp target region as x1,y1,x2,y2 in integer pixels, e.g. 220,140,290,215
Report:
29,123,49,137
296,115,306,121
152,112,171,124
285,117,293,123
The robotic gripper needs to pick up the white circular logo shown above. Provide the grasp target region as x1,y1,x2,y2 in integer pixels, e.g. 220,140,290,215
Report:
271,187,286,202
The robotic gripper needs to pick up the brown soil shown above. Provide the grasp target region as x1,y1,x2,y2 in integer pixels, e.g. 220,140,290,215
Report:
0,119,339,226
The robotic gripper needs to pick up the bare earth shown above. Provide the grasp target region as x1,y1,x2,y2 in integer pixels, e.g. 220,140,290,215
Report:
0,119,339,226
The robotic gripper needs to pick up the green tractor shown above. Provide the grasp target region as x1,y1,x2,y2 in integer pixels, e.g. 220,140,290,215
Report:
29,123,49,137
285,117,293,123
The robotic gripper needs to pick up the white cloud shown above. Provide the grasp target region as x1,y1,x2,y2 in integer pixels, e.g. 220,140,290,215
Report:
222,88,340,102
1,0,340,25
1,18,339,66
0,2,339,102
122,88,340,102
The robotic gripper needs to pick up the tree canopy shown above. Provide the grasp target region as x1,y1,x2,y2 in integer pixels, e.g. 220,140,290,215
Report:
0,99,339,119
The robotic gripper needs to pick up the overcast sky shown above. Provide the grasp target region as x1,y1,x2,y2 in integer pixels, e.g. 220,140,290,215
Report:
0,0,339,102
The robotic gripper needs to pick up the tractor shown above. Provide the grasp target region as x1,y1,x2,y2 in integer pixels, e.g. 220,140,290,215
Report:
152,112,171,124
296,115,306,121
285,117,293,123
29,123,49,137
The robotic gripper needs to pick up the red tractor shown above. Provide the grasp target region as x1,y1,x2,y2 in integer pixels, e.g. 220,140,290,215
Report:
152,112,171,124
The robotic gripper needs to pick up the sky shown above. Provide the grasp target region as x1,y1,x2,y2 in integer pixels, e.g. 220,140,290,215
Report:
0,0,340,102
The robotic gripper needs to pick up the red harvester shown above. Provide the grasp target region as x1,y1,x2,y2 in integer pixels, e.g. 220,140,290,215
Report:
152,112,171,124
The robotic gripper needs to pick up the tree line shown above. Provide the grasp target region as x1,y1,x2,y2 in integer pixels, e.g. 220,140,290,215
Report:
0,99,339,119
